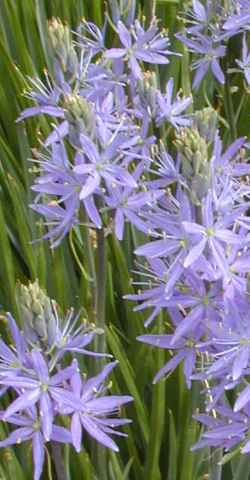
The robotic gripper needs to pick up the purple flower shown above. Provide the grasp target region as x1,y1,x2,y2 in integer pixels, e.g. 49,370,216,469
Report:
76,20,106,56
182,191,244,277
134,191,197,298
0,352,79,441
0,408,72,480
176,32,226,88
108,0,136,27
184,0,214,34
236,34,250,85
74,132,137,198
0,311,133,478
192,403,250,453
223,2,250,36
137,332,199,388
60,361,133,452
16,75,63,123
156,78,192,129
105,20,174,79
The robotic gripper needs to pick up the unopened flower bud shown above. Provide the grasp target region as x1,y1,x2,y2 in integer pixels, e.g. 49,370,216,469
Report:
175,127,210,204
64,94,96,145
48,18,78,83
137,72,158,118
17,280,57,348
194,107,218,143
109,0,136,27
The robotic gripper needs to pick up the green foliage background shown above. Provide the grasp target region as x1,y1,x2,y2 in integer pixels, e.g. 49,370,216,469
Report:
0,1,249,479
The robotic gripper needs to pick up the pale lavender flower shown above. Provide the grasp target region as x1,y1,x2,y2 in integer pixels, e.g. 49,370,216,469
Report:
156,78,192,129
0,312,133,479
74,132,137,198
59,361,133,452
192,404,250,453
0,408,72,480
176,33,226,88
184,0,214,34
105,20,174,79
236,34,250,85
76,20,106,56
108,0,136,27
0,352,79,441
137,331,199,388
182,191,244,277
223,1,250,36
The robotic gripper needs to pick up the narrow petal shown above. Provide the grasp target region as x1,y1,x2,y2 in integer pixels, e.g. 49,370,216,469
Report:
153,352,185,383
79,173,100,200
183,238,207,268
105,48,125,58
117,21,131,48
40,393,53,441
71,412,82,452
31,350,49,383
129,55,142,79
3,389,41,419
0,427,33,447
137,334,180,349
135,239,179,258
51,426,72,444
44,120,69,147
232,347,249,381
85,395,133,413
50,361,78,386
80,416,119,451
32,432,45,480
81,362,118,401
114,209,125,241
234,384,250,412
211,59,225,84
170,306,203,345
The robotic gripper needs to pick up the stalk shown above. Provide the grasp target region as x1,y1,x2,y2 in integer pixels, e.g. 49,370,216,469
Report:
210,448,223,480
143,0,156,25
80,208,97,316
194,207,223,480
51,443,68,480
224,70,237,140
94,227,108,480
223,47,237,140
95,227,107,354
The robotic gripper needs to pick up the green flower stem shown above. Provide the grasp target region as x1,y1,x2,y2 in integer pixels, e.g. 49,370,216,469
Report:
223,54,237,141
210,448,223,480
80,208,97,316
95,227,107,354
143,0,156,25
94,227,108,480
224,75,237,140
51,443,68,480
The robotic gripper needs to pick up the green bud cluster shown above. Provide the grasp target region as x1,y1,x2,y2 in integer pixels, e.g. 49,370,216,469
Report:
175,127,210,205
137,71,158,118
17,280,56,346
48,18,78,82
64,94,96,143
194,107,218,143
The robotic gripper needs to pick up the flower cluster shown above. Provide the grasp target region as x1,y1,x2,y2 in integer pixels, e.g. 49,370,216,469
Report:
18,15,191,246
0,283,132,480
127,104,250,454
176,0,250,89
16,0,250,466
